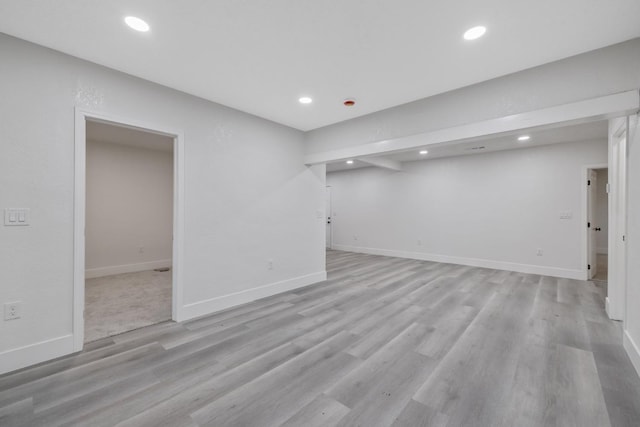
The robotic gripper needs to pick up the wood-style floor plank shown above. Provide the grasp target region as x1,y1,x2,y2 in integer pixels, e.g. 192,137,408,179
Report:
1,249,639,426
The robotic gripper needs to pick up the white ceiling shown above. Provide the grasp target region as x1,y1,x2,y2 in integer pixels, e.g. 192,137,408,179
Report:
87,120,174,152
1,1,639,131
326,120,608,172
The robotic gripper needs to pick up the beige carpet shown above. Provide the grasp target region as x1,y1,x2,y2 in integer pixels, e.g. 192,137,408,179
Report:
85,269,172,343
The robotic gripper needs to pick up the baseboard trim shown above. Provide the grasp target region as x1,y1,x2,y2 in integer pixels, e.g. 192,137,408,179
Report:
179,271,327,321
0,334,74,375
86,259,172,279
624,330,640,377
332,244,585,280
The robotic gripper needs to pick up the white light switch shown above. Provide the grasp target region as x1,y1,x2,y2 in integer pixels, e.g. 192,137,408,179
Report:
4,208,30,226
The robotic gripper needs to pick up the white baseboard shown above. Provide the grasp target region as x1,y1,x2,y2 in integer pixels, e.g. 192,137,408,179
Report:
332,244,585,280
86,259,172,279
0,271,326,375
0,334,74,375
179,271,327,321
596,247,609,255
624,330,640,377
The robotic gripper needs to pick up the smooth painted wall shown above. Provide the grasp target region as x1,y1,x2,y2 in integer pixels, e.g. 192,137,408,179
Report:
85,140,173,276
327,140,607,278
0,34,325,373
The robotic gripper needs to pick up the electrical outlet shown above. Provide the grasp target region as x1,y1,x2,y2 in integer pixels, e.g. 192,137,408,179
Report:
4,302,21,320
536,248,543,256
267,259,274,270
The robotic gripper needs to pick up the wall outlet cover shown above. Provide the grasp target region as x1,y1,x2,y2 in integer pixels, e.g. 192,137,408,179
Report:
4,302,21,320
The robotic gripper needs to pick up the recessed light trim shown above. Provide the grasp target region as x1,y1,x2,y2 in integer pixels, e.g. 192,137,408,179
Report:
463,26,486,40
346,160,354,164
124,16,150,32
419,150,428,155
518,135,531,141
298,96,313,104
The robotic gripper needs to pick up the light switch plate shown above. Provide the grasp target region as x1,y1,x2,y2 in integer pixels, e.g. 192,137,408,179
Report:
4,208,30,226
559,210,573,220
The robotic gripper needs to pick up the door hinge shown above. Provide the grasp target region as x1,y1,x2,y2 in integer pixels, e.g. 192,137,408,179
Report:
588,264,591,270
587,179,591,186
587,222,591,228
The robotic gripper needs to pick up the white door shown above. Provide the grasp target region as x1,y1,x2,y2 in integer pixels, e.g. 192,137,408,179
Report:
587,169,598,279
325,186,332,249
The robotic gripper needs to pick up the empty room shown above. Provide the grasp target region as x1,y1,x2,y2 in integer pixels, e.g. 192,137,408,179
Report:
1,2,640,427
84,121,174,342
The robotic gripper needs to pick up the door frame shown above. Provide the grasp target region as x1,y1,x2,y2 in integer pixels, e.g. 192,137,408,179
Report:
583,164,607,280
326,186,332,249
607,118,628,321
73,108,186,351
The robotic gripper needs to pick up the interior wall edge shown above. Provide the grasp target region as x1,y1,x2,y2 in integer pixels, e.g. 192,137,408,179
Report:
332,245,586,280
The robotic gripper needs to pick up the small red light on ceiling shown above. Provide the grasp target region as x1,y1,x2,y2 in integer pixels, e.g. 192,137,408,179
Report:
343,99,356,107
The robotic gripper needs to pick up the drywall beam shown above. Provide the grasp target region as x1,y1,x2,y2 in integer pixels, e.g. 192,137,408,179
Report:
358,157,403,171
305,90,640,165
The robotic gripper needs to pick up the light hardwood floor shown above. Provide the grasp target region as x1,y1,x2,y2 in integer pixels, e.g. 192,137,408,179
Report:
1,250,639,426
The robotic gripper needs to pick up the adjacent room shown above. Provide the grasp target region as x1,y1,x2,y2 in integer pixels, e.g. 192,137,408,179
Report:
84,121,174,342
1,2,640,427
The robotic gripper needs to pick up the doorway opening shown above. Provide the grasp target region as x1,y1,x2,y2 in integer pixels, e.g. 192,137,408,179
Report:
74,109,185,351
587,167,609,299
84,120,174,343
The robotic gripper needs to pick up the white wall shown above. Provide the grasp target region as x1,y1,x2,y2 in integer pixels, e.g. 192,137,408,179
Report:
328,140,607,278
0,34,326,373
595,168,609,254
625,114,640,375
85,139,173,277
306,38,640,155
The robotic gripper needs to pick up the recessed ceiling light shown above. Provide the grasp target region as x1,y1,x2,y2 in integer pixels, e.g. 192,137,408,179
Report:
419,150,428,155
518,135,531,141
463,26,486,40
346,160,354,164
299,96,313,104
124,16,150,32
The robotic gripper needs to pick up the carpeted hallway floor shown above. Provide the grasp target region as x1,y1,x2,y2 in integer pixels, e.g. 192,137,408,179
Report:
84,269,172,342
